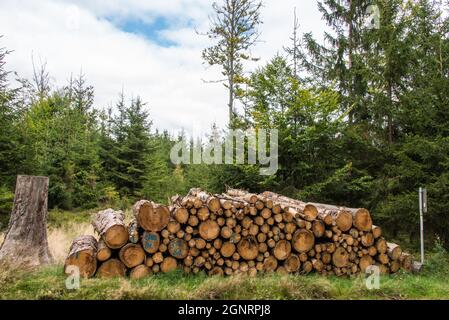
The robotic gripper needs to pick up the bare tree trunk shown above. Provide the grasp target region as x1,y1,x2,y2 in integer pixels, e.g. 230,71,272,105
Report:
0,175,53,268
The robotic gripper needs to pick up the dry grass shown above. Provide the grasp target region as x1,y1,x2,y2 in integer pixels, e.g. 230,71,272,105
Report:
47,222,95,264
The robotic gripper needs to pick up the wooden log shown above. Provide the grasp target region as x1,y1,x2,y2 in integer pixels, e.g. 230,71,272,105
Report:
237,236,259,260
195,238,207,250
361,232,374,247
173,207,189,224
301,261,313,274
375,238,388,254
263,256,278,272
0,175,53,268
168,238,188,259
92,208,128,249
308,203,353,231
387,243,402,260
161,257,178,273
312,259,324,272
119,243,145,268
199,220,220,240
260,191,318,221
133,200,170,232
128,220,140,244
145,256,154,268
332,247,349,268
226,189,258,204
377,253,389,264
96,258,126,278
220,242,236,258
372,225,382,238
130,265,151,280
141,231,160,254
390,260,400,273
285,254,301,273
186,189,222,212
400,253,413,272
197,207,210,221
153,252,164,264
347,208,372,232
167,220,181,234
64,235,97,278
96,239,111,262
209,266,224,276
273,240,291,261
291,229,315,253
312,220,325,237
188,215,199,227
359,255,374,272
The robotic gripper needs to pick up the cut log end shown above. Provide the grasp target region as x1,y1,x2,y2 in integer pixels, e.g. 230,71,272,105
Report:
353,208,373,232
119,243,145,268
65,235,97,278
97,259,126,278
292,229,315,253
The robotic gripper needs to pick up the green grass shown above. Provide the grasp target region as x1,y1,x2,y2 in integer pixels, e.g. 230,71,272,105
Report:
1,258,448,300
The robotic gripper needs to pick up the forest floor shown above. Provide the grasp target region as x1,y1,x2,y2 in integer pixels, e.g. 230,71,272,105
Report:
0,209,448,300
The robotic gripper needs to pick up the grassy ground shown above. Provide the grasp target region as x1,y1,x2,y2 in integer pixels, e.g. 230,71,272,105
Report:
1,209,448,300
1,263,448,300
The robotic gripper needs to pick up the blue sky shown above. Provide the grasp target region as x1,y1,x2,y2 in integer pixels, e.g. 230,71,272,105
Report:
107,16,184,47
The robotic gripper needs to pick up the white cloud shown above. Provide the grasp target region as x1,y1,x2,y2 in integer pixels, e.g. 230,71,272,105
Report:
0,0,325,134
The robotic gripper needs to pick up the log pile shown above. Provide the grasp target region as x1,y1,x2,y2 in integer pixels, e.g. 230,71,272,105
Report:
65,188,412,279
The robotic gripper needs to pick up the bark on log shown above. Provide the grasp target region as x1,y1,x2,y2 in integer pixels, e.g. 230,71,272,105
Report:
0,175,52,268
260,191,318,221
400,253,414,272
186,188,221,212
387,243,402,260
308,203,353,231
64,235,97,278
226,188,258,204
92,208,128,249
128,220,140,244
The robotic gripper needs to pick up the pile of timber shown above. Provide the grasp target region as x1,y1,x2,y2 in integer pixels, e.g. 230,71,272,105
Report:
64,188,414,279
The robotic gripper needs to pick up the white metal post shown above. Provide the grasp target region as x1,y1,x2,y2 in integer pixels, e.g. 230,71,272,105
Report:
419,187,424,264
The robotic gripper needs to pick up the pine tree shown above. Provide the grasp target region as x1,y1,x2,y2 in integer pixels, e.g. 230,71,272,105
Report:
107,94,152,199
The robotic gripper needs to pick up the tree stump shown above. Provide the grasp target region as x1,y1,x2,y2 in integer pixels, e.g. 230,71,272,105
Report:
0,175,52,269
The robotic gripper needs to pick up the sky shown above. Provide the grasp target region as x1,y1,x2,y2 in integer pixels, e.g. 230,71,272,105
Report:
0,0,326,135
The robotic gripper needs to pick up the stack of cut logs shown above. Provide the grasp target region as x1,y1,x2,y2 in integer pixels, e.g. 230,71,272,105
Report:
64,188,414,279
